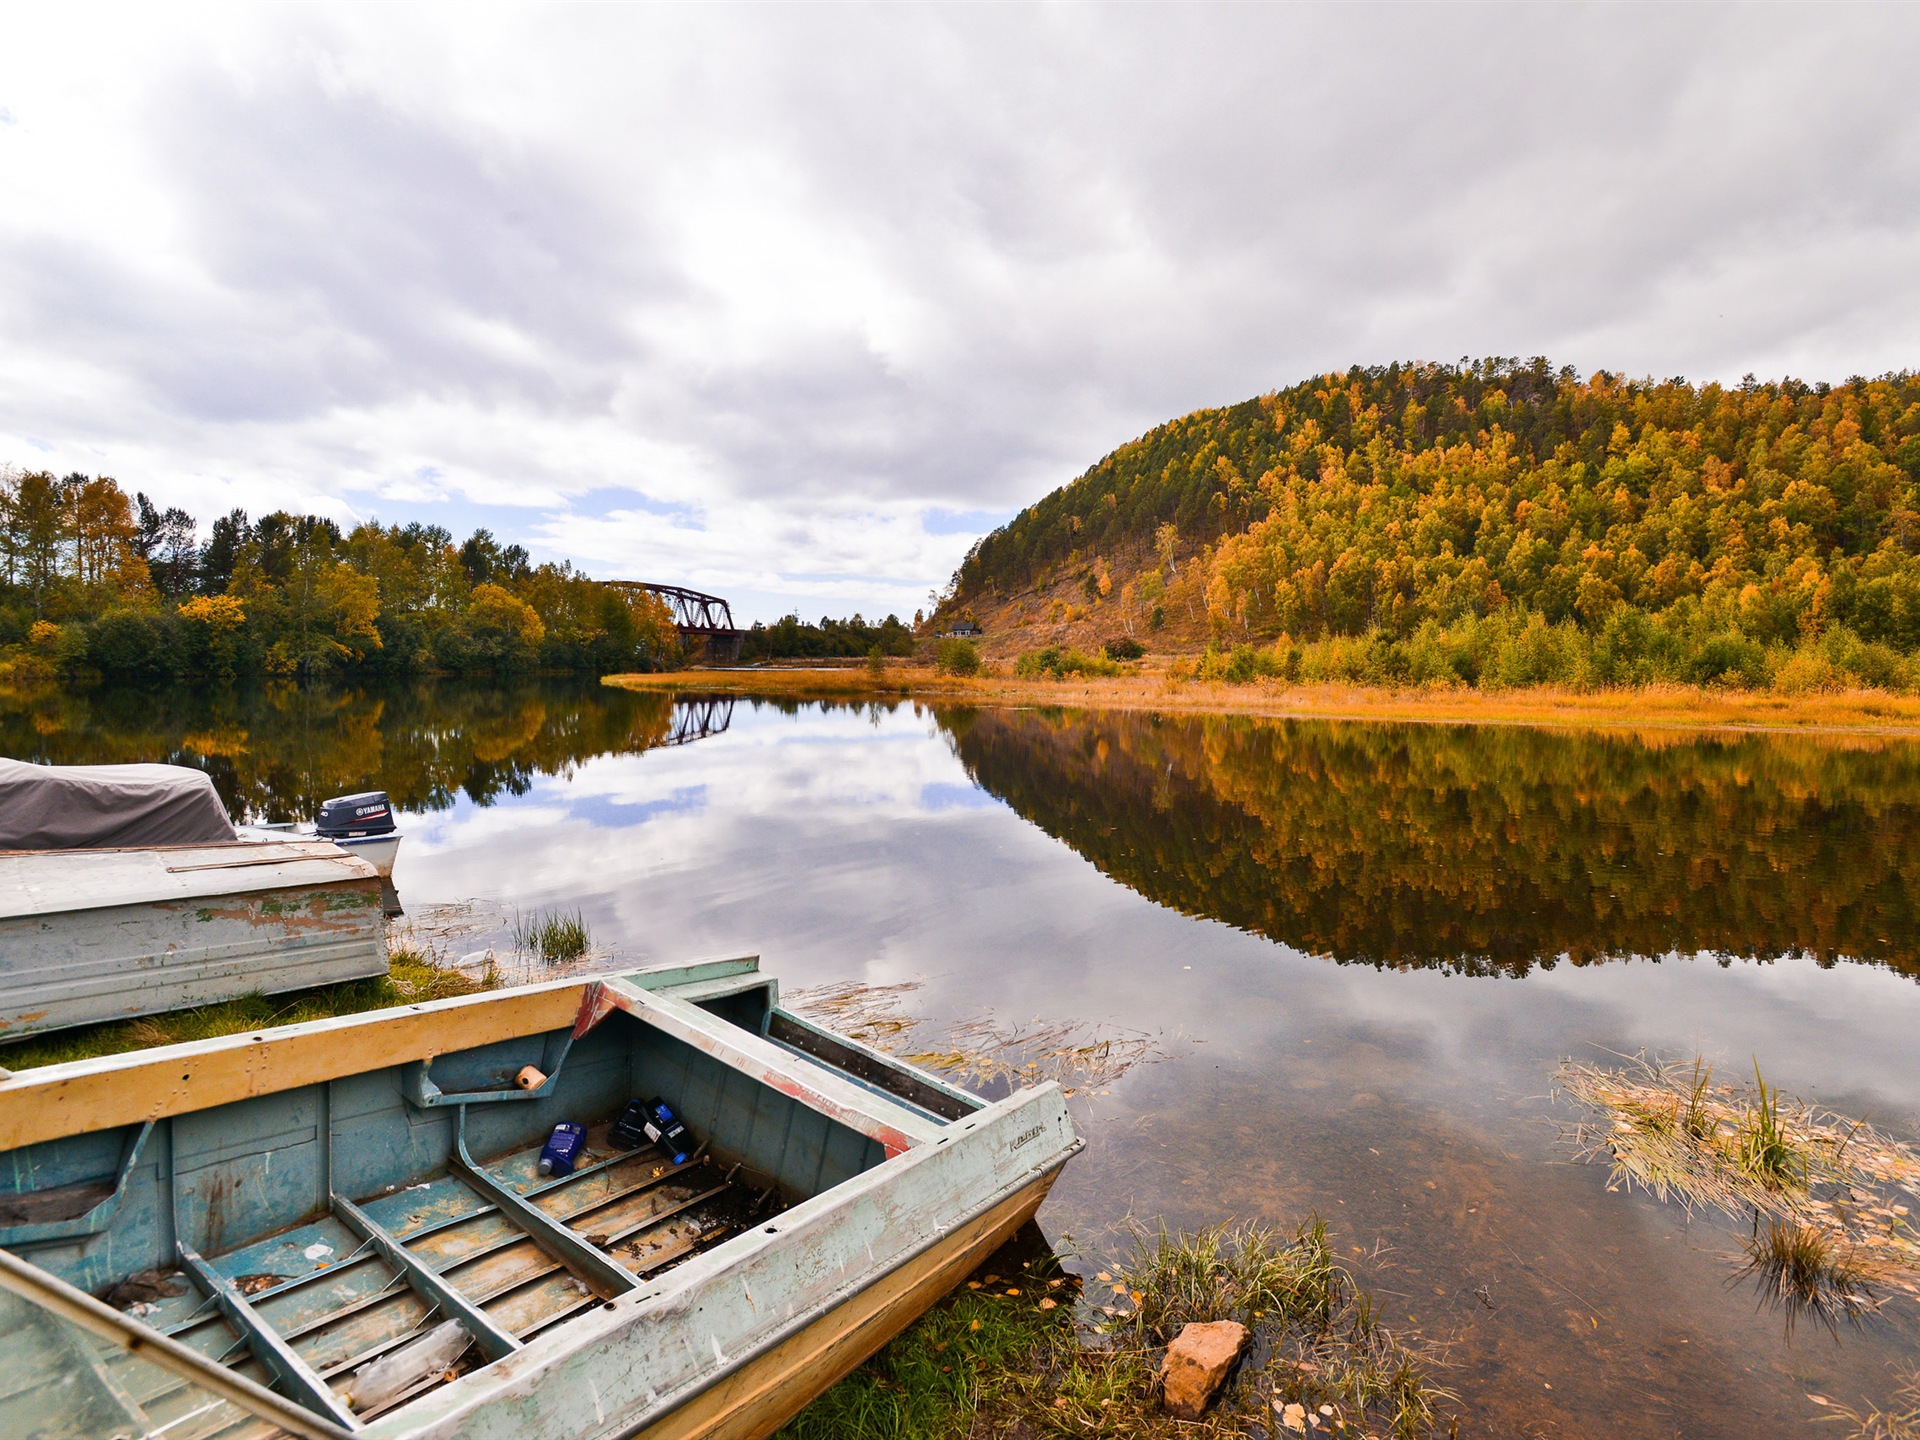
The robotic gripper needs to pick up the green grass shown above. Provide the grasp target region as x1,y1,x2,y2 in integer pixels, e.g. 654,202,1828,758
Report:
777,1240,1073,1440
512,907,591,964
0,952,491,1071
779,1221,1456,1440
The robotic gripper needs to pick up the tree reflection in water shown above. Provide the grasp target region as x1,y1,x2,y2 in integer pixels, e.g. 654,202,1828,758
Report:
0,678,691,824
942,707,1920,980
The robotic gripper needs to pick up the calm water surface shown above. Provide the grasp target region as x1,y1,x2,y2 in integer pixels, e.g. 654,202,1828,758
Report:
7,679,1920,1438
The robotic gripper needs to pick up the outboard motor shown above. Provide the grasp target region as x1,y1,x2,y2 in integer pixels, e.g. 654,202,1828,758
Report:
316,790,396,839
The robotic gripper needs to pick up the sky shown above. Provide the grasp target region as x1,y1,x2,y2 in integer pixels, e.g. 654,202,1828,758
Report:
2,5,1917,625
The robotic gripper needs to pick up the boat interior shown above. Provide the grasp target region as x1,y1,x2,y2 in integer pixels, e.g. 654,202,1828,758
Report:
0,963,977,1439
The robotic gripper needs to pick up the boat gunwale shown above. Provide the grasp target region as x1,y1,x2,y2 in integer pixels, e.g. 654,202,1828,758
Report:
0,957,761,1150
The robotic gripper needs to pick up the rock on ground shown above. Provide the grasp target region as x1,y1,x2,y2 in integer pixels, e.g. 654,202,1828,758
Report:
1158,1319,1251,1419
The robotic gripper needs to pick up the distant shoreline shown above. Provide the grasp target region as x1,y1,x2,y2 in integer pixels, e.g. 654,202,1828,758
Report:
603,665,1920,739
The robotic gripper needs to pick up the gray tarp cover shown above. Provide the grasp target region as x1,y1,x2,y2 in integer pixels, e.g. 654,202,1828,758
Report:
0,758,237,849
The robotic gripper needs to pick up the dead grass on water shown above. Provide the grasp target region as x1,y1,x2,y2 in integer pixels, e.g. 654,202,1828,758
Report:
1818,1368,1920,1440
783,979,1165,1098
1556,1053,1920,1331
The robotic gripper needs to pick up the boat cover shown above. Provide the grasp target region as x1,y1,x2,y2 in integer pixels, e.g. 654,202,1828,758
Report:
0,758,236,849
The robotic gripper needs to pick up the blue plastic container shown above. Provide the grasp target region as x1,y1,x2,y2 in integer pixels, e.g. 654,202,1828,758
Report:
537,1121,587,1177
611,1097,692,1165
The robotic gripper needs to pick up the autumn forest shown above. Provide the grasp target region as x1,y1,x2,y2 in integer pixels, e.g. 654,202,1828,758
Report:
947,359,1920,691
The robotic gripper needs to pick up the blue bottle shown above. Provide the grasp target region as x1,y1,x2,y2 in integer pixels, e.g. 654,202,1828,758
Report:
538,1122,586,1177
644,1098,692,1165
610,1097,694,1164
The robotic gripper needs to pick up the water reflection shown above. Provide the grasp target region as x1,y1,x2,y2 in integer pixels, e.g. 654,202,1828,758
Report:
6,683,1920,1435
945,707,1920,979
0,678,721,824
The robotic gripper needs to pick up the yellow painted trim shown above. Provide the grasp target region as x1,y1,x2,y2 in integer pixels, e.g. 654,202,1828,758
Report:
0,977,594,1150
637,1171,1060,1440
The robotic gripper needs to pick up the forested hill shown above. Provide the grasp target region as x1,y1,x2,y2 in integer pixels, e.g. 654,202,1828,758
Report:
944,360,1920,682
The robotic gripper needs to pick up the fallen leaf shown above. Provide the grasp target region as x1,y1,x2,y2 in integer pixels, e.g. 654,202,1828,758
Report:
1039,1297,1058,1310
1808,1396,1831,1407
969,1319,980,1332
1005,1288,1021,1296
1096,1272,1111,1282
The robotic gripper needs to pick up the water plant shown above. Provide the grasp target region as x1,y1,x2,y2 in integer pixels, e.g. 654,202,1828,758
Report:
1739,1217,1881,1334
1557,1051,1920,1326
512,907,591,964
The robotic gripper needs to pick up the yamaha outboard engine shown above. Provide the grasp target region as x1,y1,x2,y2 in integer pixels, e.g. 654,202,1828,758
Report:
315,791,396,839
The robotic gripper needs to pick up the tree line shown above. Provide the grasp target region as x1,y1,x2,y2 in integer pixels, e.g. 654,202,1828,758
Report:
948,360,1920,690
738,612,917,662
0,467,681,682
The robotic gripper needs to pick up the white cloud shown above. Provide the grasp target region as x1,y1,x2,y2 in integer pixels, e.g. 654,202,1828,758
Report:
1,3,1917,620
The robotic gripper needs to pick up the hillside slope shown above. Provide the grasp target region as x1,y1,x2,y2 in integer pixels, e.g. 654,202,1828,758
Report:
939,359,1920,685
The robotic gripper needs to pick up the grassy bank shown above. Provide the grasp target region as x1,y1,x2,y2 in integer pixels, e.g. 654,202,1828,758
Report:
604,665,1920,738
781,1220,1455,1440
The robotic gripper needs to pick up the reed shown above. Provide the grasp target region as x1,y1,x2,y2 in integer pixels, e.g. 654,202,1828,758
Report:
512,907,591,964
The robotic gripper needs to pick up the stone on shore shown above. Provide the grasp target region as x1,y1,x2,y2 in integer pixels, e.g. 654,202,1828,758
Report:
1158,1319,1250,1419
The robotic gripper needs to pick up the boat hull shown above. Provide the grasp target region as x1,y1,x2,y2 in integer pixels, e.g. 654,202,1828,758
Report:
640,1168,1059,1440
0,842,388,1040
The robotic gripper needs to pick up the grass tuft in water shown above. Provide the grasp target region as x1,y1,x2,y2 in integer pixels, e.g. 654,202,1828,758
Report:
1739,1218,1881,1335
1115,1217,1346,1341
1738,1060,1805,1191
512,907,591,964
1558,1051,1920,1324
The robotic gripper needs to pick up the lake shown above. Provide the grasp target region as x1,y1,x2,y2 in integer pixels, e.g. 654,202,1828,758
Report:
6,677,1919,1436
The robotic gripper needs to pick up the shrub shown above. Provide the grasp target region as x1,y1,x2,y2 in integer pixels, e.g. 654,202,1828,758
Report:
1196,642,1287,683
1102,636,1145,662
934,637,982,675
1015,645,1122,679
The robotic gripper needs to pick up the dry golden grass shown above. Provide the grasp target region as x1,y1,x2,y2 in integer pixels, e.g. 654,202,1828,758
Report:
605,666,1920,739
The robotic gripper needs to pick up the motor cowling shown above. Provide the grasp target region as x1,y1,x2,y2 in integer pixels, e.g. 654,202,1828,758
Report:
316,790,396,837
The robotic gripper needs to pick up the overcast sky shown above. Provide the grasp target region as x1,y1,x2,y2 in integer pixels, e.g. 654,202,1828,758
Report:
2,4,1917,623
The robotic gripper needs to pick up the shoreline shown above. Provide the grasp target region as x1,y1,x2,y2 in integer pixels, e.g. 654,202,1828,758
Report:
604,666,1920,738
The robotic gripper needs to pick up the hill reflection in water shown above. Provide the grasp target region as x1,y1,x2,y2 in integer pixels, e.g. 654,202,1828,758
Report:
943,706,1920,979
